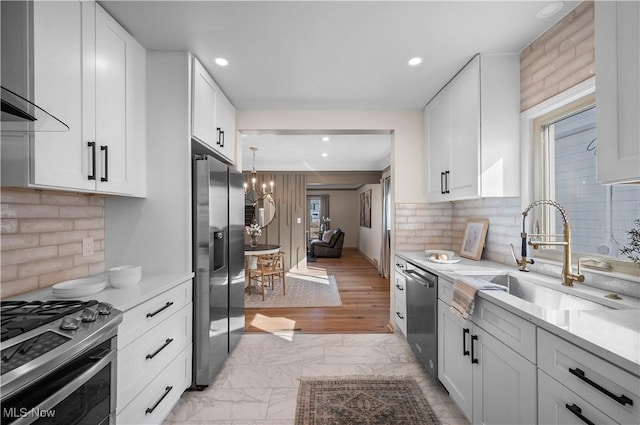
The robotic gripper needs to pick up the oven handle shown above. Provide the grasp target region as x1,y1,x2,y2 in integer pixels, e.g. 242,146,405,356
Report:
11,349,117,425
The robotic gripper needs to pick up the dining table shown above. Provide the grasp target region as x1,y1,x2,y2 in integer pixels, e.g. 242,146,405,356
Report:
244,244,281,293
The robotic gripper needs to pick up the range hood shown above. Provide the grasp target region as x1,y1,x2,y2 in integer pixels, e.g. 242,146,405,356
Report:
1,86,69,132
1,1,69,133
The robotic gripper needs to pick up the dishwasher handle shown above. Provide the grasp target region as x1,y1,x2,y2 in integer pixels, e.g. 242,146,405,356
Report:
404,269,437,288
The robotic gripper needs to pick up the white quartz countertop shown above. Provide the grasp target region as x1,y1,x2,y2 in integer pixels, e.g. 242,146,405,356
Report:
9,272,194,312
396,251,640,376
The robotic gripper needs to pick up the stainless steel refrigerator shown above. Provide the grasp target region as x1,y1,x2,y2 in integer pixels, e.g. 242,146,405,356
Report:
192,154,245,388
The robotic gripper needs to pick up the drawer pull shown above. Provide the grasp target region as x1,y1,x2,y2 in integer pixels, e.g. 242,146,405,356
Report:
395,284,404,291
471,334,479,364
396,311,404,320
569,367,633,406
145,386,173,415
146,301,174,318
462,328,470,356
146,338,174,360
565,403,595,425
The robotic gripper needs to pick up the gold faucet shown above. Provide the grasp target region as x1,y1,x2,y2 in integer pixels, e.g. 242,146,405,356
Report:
511,200,584,286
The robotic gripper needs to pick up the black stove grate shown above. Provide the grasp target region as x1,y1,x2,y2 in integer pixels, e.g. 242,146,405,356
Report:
0,300,98,342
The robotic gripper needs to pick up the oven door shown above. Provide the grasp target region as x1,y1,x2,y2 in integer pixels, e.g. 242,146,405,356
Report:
1,338,117,425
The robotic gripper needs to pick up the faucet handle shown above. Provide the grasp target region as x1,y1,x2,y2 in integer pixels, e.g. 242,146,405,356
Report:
510,244,534,272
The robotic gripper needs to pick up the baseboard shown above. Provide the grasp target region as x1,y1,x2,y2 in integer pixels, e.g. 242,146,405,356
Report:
358,249,379,269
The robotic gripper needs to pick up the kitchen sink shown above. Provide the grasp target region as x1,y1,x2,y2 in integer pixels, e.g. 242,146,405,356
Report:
470,273,612,310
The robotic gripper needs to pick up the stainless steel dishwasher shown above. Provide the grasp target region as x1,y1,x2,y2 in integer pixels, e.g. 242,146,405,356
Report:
405,262,438,379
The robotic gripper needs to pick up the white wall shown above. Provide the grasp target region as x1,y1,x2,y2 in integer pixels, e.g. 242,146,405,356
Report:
106,52,192,273
358,183,383,266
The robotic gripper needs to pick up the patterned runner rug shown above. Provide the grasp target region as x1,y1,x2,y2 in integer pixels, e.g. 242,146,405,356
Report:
295,376,441,425
245,274,342,308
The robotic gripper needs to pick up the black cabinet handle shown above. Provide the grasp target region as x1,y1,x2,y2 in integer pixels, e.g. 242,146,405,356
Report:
146,338,174,360
565,403,595,425
395,263,405,269
569,367,633,406
444,170,450,194
396,311,404,320
145,386,173,415
440,172,445,194
220,130,225,147
100,145,108,182
471,334,478,364
216,127,222,146
395,284,404,291
146,301,174,318
463,328,470,356
88,142,96,180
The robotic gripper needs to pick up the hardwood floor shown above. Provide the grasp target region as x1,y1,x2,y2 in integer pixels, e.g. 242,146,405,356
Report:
244,248,391,334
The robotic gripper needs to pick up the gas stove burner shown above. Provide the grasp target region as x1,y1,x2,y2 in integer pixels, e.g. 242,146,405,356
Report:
0,300,99,342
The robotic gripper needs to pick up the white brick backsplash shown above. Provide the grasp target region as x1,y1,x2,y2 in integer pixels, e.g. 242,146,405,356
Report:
0,188,106,298
396,198,521,265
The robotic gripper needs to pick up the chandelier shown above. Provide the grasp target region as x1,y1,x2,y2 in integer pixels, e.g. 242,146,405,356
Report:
244,146,274,198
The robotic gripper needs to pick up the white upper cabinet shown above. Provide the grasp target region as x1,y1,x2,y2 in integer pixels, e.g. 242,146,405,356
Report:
425,53,520,203
191,57,236,163
2,1,146,196
30,0,95,192
192,58,218,150
216,91,236,162
95,5,146,195
595,1,640,184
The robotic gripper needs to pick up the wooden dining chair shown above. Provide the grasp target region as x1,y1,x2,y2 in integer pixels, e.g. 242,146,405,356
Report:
248,252,286,300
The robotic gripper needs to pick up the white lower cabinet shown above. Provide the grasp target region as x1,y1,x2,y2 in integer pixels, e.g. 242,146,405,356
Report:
438,299,473,419
538,328,639,425
117,345,192,425
117,280,193,425
437,277,536,424
393,257,407,336
538,370,618,425
471,325,536,425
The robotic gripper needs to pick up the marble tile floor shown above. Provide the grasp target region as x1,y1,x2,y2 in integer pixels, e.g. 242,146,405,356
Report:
163,332,469,425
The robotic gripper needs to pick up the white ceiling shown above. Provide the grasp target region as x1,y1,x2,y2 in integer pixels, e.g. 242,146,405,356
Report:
241,132,391,171
100,0,579,171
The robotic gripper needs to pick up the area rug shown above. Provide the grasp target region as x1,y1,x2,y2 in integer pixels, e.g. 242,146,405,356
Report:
245,274,342,308
295,376,441,425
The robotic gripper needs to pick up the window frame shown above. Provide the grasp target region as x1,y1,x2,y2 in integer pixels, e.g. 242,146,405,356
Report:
521,77,638,277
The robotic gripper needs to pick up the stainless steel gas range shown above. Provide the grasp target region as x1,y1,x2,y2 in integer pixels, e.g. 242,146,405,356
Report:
1,300,123,425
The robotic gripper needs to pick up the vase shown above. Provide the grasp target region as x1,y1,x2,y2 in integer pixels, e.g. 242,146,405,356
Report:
250,235,258,247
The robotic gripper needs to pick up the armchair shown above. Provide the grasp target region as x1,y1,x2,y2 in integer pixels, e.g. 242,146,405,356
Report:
310,228,345,258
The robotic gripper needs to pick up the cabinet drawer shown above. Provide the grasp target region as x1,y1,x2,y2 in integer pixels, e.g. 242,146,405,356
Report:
118,280,192,349
538,328,639,424
394,298,407,336
472,298,536,363
118,303,192,412
117,344,192,425
538,369,619,425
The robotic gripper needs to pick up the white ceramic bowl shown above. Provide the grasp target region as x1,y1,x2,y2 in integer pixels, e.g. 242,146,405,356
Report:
109,265,142,288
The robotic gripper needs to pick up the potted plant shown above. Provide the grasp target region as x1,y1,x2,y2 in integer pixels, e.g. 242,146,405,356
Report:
620,218,640,265
246,223,261,247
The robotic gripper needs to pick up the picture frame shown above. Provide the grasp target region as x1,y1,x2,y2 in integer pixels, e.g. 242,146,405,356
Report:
459,218,489,260
359,189,371,228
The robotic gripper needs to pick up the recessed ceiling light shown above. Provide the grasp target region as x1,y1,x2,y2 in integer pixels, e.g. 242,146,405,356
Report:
408,57,423,66
321,153,328,157
536,2,564,18
322,136,330,142
214,57,229,66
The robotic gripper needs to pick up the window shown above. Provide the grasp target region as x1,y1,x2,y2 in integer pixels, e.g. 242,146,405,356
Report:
533,95,640,272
